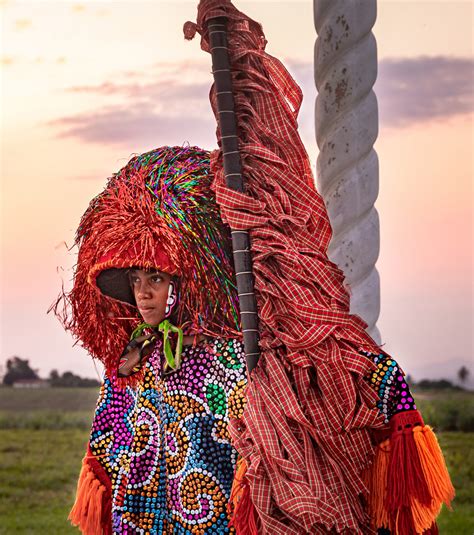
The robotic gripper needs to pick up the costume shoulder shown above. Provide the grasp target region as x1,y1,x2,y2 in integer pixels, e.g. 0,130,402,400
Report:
69,374,138,534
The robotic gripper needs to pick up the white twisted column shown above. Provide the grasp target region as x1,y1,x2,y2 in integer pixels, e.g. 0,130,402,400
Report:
313,0,381,344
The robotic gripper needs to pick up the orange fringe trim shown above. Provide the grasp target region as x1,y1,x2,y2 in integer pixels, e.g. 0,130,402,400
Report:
366,422,455,534
365,438,391,529
413,425,455,509
227,456,259,535
68,454,110,535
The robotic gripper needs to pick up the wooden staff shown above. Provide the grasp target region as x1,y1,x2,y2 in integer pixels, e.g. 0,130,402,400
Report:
207,16,261,375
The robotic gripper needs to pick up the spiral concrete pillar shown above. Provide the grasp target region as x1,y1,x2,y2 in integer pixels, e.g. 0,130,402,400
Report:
313,0,381,344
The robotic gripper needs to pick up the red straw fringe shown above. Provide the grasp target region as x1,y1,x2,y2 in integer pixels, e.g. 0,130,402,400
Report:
68,451,112,535
366,411,455,534
227,456,259,535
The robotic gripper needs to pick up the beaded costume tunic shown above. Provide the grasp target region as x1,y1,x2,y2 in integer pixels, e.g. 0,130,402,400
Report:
86,333,421,535
89,337,247,534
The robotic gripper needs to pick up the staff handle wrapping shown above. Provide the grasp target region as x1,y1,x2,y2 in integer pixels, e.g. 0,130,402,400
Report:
207,16,261,375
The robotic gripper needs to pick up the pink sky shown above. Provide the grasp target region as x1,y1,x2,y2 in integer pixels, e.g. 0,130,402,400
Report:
1,1,472,384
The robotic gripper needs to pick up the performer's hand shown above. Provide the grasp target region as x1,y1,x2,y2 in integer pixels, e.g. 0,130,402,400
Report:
117,334,156,377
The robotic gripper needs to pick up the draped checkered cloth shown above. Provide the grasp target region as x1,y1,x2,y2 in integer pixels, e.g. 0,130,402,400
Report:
186,2,390,533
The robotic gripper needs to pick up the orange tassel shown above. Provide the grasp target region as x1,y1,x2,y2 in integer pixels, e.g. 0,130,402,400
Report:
69,469,94,525
403,425,456,533
68,454,110,535
413,425,455,509
410,497,442,534
85,479,104,535
371,411,455,535
365,438,391,530
228,455,247,509
227,456,259,535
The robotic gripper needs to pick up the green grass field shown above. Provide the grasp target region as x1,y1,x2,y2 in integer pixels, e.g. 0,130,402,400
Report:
0,428,88,534
0,387,472,534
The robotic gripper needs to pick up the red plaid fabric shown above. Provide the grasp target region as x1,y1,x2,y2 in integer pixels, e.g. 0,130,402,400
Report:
188,2,392,533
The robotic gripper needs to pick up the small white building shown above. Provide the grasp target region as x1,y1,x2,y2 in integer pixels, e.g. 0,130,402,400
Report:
12,379,50,389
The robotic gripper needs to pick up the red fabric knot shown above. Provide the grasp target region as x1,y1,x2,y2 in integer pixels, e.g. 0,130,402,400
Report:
183,21,199,40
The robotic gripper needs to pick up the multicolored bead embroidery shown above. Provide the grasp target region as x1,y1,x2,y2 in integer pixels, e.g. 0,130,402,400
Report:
359,348,417,423
89,337,247,534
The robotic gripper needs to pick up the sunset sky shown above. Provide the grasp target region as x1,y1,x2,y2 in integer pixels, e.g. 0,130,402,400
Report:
1,0,472,385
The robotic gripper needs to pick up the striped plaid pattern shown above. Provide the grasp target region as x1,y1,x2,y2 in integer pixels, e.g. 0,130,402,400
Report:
190,1,393,533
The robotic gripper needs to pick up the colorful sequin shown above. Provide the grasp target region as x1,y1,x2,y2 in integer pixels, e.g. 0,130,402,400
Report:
89,337,247,534
360,349,417,423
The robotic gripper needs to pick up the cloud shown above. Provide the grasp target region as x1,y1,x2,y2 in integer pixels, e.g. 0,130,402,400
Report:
49,61,215,147
48,55,473,148
377,56,474,127
286,55,473,129
48,100,216,149
66,60,210,97
66,79,209,105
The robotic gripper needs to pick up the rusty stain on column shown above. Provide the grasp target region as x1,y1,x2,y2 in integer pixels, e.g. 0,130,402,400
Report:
314,0,382,343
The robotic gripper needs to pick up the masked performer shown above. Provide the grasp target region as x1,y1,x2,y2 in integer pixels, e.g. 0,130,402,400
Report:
58,146,249,534
59,2,455,535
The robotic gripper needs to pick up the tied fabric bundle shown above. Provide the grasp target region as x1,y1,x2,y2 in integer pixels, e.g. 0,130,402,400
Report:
185,2,454,534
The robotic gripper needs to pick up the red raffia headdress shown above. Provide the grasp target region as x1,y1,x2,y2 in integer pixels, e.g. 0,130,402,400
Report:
53,145,242,382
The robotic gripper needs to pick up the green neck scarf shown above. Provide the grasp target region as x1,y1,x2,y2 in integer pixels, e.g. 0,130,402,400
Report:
130,319,184,371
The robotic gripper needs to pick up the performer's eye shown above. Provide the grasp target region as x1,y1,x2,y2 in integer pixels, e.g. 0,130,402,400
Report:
128,272,140,285
151,275,163,283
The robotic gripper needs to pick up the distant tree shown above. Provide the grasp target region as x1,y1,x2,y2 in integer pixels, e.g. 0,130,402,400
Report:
3,356,39,386
48,369,60,387
458,366,470,384
417,378,462,390
61,371,82,387
406,374,414,386
48,369,99,388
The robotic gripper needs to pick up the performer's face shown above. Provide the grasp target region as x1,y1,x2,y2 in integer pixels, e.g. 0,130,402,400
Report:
128,268,172,326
